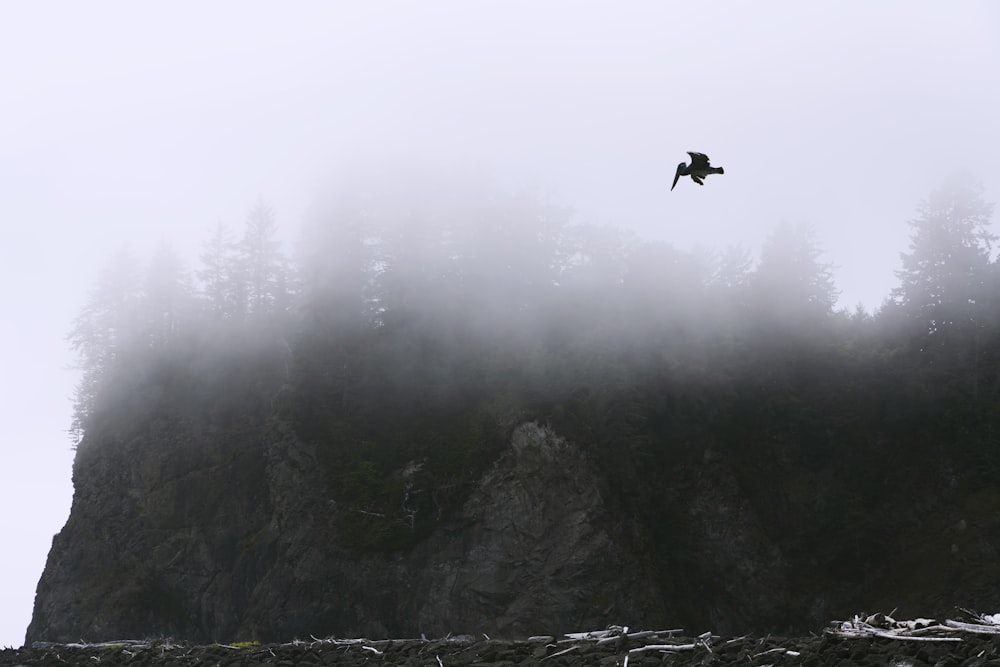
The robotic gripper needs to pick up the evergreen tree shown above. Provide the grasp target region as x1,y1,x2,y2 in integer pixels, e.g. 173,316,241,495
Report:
752,221,839,328
456,191,566,336
705,244,755,344
711,245,754,295
553,224,633,339
892,179,995,340
197,221,237,319
297,191,373,328
67,248,143,442
238,200,290,319
621,241,707,330
142,241,193,349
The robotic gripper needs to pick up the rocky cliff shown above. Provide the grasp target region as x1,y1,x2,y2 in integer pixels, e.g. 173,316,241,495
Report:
27,393,1000,644
28,418,670,643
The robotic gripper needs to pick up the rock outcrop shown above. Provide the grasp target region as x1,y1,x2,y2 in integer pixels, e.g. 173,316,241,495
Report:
27,421,667,643
28,401,1000,645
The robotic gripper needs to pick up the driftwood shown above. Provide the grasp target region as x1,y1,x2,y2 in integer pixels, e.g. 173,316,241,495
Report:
540,645,578,661
560,624,715,656
563,626,626,641
628,642,698,653
31,613,1000,664
627,637,716,655
564,626,684,643
596,629,680,645
944,619,1000,635
827,610,1000,642
752,646,802,658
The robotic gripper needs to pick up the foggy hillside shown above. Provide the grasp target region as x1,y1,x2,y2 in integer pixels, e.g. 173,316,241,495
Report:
67,168,999,552
70,168,840,445
30,168,1000,642
71,167,999,438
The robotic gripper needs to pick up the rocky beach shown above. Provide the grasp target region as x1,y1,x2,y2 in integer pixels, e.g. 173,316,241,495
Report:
7,619,1000,667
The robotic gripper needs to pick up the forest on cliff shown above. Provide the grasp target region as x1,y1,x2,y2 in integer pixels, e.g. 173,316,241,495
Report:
68,172,1000,569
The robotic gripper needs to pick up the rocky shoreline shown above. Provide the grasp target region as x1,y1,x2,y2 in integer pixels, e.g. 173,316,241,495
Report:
5,624,1000,667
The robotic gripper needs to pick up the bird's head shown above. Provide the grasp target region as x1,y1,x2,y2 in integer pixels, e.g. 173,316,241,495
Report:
671,162,686,191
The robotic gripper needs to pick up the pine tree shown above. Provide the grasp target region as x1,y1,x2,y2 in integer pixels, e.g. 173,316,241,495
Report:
711,245,754,294
237,200,289,319
892,179,995,340
142,241,193,349
197,221,237,319
752,221,839,327
67,248,143,443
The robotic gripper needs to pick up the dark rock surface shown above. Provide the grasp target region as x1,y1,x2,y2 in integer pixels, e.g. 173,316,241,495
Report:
27,422,663,643
26,401,1000,645
6,633,1000,667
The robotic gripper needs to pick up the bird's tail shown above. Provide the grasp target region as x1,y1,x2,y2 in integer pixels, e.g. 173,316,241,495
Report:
715,167,725,175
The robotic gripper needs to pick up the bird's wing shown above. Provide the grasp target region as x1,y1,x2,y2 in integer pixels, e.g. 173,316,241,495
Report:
687,152,710,168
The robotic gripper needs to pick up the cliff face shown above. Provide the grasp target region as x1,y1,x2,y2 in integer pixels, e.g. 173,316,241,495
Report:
28,404,1000,644
28,420,670,643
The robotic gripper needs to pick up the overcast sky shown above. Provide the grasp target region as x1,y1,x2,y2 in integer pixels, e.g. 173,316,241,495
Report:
2,1,998,647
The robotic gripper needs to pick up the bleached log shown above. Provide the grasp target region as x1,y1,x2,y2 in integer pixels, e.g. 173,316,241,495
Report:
866,627,962,642
628,643,698,653
540,645,578,661
826,629,869,639
564,630,615,640
945,620,1000,635
827,622,962,641
900,624,954,636
565,626,686,643
596,629,658,645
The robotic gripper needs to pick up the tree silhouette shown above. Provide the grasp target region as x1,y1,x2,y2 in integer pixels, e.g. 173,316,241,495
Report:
297,194,371,328
237,200,290,319
752,222,838,329
197,221,237,319
142,241,193,349
893,179,995,341
67,247,143,443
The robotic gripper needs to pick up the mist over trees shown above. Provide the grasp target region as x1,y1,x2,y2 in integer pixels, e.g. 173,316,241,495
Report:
892,180,996,340
67,171,999,553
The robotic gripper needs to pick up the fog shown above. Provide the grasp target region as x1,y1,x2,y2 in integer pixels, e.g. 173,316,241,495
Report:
2,1,999,647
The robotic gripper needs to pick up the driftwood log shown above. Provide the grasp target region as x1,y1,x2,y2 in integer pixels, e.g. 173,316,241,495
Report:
827,609,1000,641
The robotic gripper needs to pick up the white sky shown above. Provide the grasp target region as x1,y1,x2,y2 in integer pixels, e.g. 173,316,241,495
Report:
1,1,998,647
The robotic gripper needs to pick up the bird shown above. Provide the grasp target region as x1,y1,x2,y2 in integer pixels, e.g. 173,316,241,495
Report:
671,151,725,191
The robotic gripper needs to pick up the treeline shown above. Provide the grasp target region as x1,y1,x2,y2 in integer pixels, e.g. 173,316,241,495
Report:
68,174,997,443
64,170,1000,607
68,199,293,440
66,173,1000,554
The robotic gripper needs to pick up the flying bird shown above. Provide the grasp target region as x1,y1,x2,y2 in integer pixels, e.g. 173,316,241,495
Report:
671,152,725,191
